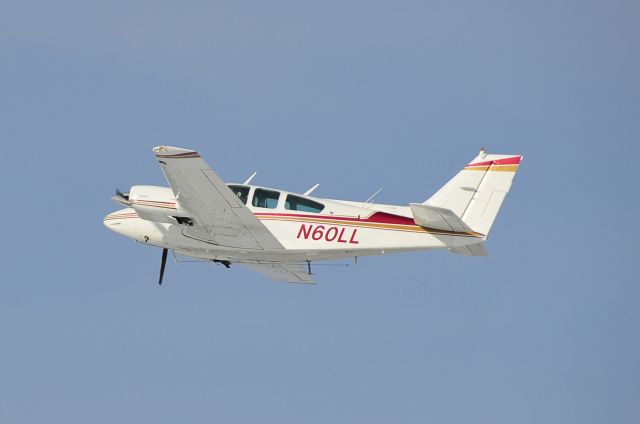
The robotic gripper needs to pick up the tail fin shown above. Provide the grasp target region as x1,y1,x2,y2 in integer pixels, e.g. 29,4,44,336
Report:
424,149,523,237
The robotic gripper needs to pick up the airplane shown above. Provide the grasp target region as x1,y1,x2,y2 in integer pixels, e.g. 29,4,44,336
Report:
104,146,523,284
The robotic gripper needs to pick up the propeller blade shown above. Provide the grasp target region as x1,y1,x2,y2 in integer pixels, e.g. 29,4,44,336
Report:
112,189,131,206
158,248,168,285
115,188,129,200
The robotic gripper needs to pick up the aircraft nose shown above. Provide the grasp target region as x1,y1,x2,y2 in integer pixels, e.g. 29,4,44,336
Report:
103,212,117,228
103,209,138,235
103,212,122,233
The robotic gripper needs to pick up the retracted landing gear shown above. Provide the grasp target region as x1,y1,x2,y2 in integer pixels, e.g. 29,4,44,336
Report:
212,259,231,268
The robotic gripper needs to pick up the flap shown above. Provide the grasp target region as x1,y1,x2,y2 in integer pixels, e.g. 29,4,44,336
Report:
241,262,315,284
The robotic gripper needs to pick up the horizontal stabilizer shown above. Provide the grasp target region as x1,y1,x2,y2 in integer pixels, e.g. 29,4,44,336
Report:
409,203,475,234
448,243,488,256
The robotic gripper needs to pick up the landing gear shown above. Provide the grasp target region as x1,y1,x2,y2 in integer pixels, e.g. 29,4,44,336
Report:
212,259,231,268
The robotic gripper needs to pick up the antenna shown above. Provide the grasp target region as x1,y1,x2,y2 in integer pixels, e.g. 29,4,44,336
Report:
365,187,383,204
303,183,320,196
243,171,257,185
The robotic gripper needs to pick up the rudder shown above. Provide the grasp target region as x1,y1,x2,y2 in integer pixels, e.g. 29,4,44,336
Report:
424,149,523,238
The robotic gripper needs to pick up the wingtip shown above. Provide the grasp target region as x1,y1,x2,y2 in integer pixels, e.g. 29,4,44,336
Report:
153,146,200,158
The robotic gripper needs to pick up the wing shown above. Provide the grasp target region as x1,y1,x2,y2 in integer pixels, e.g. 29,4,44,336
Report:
241,262,315,284
153,146,283,250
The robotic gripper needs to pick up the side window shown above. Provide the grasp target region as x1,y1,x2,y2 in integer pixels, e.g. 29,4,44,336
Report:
285,194,325,213
227,185,249,204
252,188,280,209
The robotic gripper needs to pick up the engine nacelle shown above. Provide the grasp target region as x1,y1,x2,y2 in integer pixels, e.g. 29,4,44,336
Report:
129,185,192,225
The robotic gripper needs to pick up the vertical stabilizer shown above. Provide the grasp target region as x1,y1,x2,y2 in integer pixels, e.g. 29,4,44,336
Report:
424,149,523,237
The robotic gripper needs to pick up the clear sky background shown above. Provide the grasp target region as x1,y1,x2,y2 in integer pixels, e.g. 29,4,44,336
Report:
1,1,639,423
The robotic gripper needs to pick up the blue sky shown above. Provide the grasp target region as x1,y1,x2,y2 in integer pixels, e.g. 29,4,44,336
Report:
1,1,639,423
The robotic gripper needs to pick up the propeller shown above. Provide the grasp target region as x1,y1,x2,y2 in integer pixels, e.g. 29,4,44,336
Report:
115,188,129,200
158,248,168,285
112,189,131,206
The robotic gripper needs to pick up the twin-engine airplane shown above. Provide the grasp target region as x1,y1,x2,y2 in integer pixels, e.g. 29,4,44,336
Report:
104,146,523,284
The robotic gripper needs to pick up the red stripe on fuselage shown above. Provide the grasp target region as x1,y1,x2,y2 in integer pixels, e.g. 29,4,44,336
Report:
254,211,417,226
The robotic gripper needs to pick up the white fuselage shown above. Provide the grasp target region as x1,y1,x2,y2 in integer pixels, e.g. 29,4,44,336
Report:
104,184,484,264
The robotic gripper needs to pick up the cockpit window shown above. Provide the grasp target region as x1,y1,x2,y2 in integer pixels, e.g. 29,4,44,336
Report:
285,194,325,213
252,188,280,209
228,185,250,205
